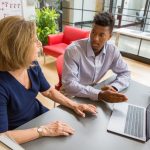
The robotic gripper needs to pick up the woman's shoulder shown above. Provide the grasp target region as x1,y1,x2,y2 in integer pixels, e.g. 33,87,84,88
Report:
28,61,42,77
31,60,40,67
30,61,41,71
0,74,9,96
0,71,7,77
0,71,9,85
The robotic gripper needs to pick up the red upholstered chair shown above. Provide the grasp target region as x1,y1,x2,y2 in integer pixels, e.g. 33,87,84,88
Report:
43,26,89,63
55,54,64,91
53,54,64,107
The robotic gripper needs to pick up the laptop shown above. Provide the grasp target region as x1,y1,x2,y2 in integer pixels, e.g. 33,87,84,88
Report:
107,102,150,142
0,134,24,150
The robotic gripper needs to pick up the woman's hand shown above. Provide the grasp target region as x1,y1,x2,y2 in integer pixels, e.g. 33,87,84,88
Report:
72,103,97,117
41,121,75,137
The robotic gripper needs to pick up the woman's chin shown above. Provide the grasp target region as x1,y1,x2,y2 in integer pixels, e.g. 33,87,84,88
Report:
31,55,38,62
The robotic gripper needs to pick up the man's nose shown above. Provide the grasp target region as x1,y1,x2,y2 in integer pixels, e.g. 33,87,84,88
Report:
93,35,99,42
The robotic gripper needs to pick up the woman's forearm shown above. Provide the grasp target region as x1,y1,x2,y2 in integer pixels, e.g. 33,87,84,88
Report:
4,120,75,144
5,127,39,144
43,88,77,109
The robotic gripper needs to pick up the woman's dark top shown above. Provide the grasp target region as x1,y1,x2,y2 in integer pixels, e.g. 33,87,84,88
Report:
0,61,50,132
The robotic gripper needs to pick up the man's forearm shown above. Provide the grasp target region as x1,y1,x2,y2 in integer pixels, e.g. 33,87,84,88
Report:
110,74,131,92
63,81,100,101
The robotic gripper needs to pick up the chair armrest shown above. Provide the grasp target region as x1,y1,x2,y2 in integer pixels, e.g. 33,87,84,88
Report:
48,33,64,45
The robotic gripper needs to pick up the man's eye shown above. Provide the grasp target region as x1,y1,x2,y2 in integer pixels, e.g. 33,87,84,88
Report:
99,34,105,37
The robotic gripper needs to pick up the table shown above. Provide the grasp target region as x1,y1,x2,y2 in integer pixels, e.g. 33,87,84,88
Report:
18,78,150,150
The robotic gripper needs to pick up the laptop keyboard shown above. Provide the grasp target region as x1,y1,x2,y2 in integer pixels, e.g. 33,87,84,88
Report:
124,105,144,138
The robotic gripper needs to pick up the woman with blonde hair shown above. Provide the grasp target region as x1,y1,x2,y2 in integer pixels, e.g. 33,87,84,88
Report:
0,16,97,144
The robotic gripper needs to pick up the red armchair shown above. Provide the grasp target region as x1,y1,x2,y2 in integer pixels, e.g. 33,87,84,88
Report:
53,54,64,107
43,26,89,63
55,54,64,91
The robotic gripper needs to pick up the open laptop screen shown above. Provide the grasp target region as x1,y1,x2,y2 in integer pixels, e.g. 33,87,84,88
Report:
0,134,24,150
146,104,150,141
0,141,12,150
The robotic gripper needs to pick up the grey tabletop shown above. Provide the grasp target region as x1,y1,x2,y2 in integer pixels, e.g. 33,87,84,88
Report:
18,78,150,150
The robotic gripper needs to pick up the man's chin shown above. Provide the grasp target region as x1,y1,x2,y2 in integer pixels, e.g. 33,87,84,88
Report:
91,47,101,55
92,47,99,52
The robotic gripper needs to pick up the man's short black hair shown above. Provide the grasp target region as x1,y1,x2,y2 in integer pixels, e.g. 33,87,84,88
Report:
93,12,115,32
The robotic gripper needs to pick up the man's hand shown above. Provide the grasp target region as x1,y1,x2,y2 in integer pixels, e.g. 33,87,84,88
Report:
101,85,117,92
98,90,128,103
72,104,97,117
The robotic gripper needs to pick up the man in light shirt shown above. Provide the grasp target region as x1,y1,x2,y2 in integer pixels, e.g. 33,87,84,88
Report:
62,12,130,103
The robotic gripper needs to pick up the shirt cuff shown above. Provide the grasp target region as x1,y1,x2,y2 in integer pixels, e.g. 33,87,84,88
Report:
110,83,124,92
88,87,101,101
111,86,118,91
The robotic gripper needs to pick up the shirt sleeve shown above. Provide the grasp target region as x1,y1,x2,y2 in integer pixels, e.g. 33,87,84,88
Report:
0,84,9,132
62,46,100,101
34,61,51,92
110,47,131,92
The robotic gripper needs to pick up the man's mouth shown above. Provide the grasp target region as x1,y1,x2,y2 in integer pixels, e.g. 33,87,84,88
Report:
92,44,99,48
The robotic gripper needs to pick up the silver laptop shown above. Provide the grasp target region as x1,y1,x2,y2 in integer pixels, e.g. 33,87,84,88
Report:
0,134,24,150
107,102,150,142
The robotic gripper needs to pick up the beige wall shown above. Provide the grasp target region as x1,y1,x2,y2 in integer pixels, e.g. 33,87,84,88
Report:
95,0,104,12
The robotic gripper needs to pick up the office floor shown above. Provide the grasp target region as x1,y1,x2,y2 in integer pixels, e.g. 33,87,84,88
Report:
37,55,150,110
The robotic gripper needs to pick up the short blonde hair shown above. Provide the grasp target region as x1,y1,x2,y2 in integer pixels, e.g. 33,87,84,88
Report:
0,16,36,71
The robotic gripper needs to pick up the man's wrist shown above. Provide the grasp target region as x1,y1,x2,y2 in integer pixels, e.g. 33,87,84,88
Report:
98,91,104,101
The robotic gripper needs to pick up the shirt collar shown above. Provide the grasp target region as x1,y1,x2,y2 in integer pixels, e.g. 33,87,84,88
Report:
86,38,106,58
